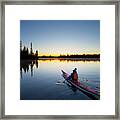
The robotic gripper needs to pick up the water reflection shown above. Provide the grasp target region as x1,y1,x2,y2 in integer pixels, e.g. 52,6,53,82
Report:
66,82,78,94
20,59,99,78
20,59,100,100
20,60,38,78
38,58,100,63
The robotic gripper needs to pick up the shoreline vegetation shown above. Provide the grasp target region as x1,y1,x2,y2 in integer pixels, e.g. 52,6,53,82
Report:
20,41,100,61
38,54,100,59
21,54,100,61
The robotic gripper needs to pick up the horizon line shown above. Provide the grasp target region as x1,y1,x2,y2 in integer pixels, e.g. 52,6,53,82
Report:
38,53,100,57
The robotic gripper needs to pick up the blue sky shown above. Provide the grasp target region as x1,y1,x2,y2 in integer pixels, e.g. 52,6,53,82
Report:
20,20,100,55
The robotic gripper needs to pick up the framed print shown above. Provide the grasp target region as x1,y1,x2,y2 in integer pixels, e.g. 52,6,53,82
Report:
0,0,119,119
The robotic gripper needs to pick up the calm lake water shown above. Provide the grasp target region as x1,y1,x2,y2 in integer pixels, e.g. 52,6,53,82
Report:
20,59,100,100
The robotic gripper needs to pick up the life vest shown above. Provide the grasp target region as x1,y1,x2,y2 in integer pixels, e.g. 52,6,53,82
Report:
73,72,78,81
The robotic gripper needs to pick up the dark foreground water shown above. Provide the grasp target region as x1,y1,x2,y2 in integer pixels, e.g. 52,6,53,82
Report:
20,59,100,100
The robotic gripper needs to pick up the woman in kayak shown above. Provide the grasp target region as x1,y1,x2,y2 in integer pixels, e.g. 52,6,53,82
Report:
71,68,78,82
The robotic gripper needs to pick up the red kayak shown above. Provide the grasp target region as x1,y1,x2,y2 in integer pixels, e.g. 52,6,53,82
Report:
61,70,100,100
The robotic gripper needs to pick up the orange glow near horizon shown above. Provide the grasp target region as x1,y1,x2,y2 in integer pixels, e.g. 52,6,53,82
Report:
38,52,100,56
38,53,60,56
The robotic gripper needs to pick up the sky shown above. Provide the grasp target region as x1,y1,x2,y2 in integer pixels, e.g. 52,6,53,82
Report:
20,20,100,56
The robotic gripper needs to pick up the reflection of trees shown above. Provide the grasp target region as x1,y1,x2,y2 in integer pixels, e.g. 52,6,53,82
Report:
20,60,38,78
20,58,99,78
38,58,100,63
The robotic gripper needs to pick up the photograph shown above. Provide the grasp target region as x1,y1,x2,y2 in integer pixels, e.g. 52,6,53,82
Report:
2,0,118,118
20,20,100,100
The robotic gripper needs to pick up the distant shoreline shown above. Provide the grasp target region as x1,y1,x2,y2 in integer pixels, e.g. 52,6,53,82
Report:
21,57,100,61
38,57,100,61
